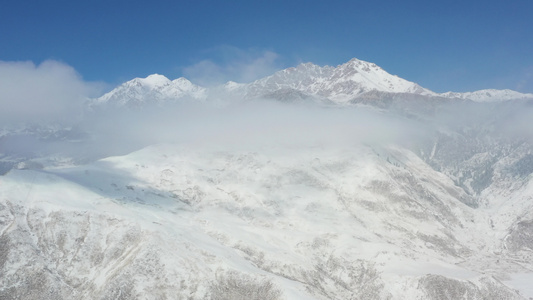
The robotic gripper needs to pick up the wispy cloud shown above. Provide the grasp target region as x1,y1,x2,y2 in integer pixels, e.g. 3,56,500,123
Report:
182,46,283,86
0,60,102,125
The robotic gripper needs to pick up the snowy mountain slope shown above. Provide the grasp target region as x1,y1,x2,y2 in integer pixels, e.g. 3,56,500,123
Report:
1,140,532,299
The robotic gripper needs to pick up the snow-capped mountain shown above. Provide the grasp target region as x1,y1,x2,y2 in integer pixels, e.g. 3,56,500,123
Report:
233,58,435,103
88,58,533,108
92,74,207,108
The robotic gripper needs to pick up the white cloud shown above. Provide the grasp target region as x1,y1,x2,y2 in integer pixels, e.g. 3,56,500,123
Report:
182,46,282,86
79,100,427,159
0,60,101,125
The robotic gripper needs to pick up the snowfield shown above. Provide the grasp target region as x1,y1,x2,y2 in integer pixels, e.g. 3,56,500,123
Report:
2,140,532,299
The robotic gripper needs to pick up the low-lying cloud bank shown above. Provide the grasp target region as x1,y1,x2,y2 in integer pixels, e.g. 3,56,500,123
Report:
0,60,102,125
84,101,426,153
78,98,533,161
1,59,533,167
3,99,430,164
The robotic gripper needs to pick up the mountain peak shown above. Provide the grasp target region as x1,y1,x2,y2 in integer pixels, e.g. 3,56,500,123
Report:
345,57,366,65
139,74,171,88
240,57,434,102
343,57,378,69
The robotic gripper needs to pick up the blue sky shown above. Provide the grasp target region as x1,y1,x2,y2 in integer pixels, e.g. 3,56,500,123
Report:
1,0,532,93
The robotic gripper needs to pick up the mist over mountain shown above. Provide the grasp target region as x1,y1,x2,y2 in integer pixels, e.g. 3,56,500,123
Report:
2,58,533,299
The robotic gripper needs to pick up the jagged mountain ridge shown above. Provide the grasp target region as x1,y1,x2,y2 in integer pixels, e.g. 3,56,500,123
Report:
231,58,435,103
92,58,533,107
